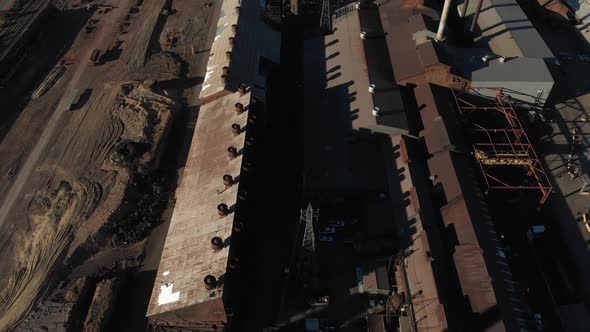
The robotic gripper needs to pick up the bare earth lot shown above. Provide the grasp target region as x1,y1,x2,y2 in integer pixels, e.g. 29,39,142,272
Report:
0,0,218,330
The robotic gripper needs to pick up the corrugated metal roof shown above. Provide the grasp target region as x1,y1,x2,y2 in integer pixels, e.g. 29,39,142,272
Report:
147,90,251,318
416,83,527,330
327,6,408,135
415,84,465,154
379,0,427,81
453,244,498,314
464,0,555,59
471,57,553,83
199,0,280,103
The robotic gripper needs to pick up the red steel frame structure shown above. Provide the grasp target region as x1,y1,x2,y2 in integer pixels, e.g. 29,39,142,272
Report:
452,88,553,204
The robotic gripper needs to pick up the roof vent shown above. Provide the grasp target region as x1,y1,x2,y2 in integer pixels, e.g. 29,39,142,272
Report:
238,191,247,201
355,1,361,9
229,37,235,47
231,123,241,135
238,84,247,96
368,84,376,93
246,137,255,147
481,55,490,63
234,221,244,233
248,114,257,125
235,102,244,114
229,257,239,269
360,31,367,40
221,75,229,84
234,6,240,14
211,236,223,251
227,146,238,159
231,24,238,35
223,174,234,187
217,203,229,216
499,56,506,63
372,107,381,117
242,161,253,172
226,51,232,61
204,275,218,290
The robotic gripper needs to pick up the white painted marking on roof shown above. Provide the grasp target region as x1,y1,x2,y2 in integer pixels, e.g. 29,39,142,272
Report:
158,283,180,305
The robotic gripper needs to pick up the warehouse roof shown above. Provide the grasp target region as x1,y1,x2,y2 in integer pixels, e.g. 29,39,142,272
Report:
326,5,408,135
147,90,250,317
463,0,555,60
416,83,530,330
470,57,554,83
199,0,280,103
378,0,445,82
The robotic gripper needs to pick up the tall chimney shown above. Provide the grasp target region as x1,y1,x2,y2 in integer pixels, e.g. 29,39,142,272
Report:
436,0,453,41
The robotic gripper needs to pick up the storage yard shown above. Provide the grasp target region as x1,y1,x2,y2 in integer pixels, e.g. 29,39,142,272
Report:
3,0,590,330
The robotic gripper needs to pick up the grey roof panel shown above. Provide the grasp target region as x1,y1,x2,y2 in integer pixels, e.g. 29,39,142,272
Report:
471,57,553,83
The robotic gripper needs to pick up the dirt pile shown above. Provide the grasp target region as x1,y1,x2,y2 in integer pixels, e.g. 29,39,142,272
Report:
114,83,175,144
0,180,102,329
0,83,176,330
14,277,93,332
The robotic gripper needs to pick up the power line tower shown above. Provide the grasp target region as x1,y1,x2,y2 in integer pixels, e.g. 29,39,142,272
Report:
301,203,318,253
298,203,319,291
319,0,332,33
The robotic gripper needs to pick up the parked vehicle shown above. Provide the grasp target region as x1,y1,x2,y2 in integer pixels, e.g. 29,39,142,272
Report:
320,226,336,234
319,235,334,242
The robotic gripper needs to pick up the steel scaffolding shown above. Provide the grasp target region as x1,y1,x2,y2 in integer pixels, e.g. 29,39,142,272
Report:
453,89,553,204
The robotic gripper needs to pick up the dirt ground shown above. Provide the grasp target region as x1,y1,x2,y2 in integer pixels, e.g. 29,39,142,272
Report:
0,0,218,329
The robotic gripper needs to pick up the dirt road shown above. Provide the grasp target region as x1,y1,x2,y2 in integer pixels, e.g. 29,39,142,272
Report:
0,0,132,231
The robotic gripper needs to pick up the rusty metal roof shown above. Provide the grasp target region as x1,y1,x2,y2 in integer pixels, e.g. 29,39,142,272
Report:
453,244,498,313
403,229,449,331
378,0,446,83
392,135,449,331
147,91,251,318
199,0,280,103
327,7,408,135
415,84,465,154
379,1,425,82
417,83,529,330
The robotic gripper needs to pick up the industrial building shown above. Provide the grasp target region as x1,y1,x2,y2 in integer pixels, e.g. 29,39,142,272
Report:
146,0,279,328
286,0,557,330
144,0,590,329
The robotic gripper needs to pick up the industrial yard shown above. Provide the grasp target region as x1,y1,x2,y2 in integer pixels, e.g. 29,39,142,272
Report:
2,0,590,330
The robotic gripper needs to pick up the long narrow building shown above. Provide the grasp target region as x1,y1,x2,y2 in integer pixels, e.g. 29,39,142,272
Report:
146,0,280,328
